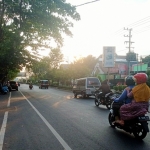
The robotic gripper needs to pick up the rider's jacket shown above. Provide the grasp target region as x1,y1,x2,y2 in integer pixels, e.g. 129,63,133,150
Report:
114,85,135,104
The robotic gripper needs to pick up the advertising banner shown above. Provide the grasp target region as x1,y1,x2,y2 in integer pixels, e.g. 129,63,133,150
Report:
103,46,115,67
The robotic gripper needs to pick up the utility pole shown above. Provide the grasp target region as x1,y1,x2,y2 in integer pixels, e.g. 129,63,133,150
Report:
124,28,134,75
124,28,134,52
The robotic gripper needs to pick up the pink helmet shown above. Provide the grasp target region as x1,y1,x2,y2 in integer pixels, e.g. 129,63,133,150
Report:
133,73,148,84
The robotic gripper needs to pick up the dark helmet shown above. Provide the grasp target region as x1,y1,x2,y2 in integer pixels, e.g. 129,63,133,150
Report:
133,73,148,84
125,76,135,86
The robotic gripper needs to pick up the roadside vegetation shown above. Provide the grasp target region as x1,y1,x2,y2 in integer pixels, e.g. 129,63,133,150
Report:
1,0,150,89
28,54,98,87
0,0,80,80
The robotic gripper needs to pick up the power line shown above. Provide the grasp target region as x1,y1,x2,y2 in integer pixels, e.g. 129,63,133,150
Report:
126,16,150,28
75,0,100,7
110,16,150,37
128,20,150,29
133,25,150,34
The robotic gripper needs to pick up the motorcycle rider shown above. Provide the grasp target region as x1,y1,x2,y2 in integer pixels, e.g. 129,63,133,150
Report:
98,79,112,101
116,73,150,125
29,82,33,89
113,76,135,121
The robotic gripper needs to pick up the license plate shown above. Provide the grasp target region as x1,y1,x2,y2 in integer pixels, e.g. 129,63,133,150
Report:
138,116,150,121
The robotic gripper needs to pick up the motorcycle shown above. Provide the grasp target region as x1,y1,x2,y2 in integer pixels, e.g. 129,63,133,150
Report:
108,101,150,140
94,89,116,109
0,84,9,94
29,84,33,90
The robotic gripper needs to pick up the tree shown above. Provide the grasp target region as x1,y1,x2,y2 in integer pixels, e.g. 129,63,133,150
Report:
48,48,64,69
31,58,49,80
142,55,150,67
0,28,34,74
0,0,80,77
146,70,150,87
69,55,97,79
72,55,97,79
31,47,64,82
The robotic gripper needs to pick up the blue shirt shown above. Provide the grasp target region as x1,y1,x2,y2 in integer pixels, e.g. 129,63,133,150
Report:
114,85,135,104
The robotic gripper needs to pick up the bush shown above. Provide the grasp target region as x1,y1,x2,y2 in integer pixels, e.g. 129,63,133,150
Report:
118,85,122,91
51,82,59,87
113,86,118,91
58,85,72,90
113,85,127,92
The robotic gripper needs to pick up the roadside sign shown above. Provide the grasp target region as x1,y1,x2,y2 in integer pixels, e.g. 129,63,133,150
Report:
103,46,115,68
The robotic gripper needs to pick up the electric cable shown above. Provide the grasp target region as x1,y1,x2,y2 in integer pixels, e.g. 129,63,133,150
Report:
75,0,100,7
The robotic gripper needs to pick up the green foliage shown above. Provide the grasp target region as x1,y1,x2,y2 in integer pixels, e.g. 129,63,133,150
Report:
48,48,64,69
146,70,150,76
7,69,20,80
113,86,118,91
69,55,97,79
113,85,127,92
51,82,59,87
118,85,122,91
97,75,102,82
0,0,80,77
142,55,150,63
146,70,150,87
30,54,98,87
122,85,127,90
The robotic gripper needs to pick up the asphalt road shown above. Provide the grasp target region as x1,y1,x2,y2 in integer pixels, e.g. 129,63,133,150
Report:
0,84,150,150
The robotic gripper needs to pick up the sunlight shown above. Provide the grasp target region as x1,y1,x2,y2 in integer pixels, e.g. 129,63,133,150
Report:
26,0,150,63
62,0,150,61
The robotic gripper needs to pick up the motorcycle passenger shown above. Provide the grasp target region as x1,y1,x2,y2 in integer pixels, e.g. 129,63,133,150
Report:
117,73,150,125
98,79,112,100
114,76,135,104
113,76,135,120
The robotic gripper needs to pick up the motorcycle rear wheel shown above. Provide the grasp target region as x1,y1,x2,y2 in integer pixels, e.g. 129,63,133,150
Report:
133,123,147,140
95,99,99,106
95,95,100,106
74,93,77,98
106,97,113,110
108,113,115,128
106,104,111,110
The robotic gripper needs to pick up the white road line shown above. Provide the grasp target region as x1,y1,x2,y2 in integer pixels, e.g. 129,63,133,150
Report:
20,91,72,150
0,111,8,150
0,92,11,150
7,92,11,107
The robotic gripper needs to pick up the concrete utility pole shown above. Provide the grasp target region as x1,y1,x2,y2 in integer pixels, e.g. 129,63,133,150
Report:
124,28,134,75
124,28,134,52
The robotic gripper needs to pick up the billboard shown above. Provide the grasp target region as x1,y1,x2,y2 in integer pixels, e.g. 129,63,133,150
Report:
103,46,115,67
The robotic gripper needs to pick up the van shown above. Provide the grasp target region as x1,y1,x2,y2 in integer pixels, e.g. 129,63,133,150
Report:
73,77,101,98
39,80,49,89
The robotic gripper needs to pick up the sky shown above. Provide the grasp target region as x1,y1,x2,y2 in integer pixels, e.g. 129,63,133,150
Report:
60,0,150,63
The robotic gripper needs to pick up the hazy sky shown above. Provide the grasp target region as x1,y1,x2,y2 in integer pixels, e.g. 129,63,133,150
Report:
61,0,150,62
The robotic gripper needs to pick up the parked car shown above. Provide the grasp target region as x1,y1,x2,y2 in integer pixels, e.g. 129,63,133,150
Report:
9,81,19,91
